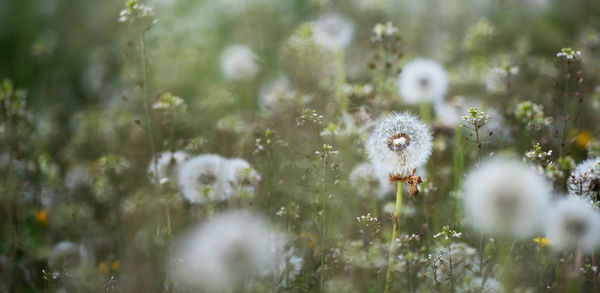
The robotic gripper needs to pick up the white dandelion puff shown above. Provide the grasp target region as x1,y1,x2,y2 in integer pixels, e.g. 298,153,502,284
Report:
545,196,600,253
463,159,552,238
170,210,279,291
48,242,87,274
398,59,448,104
220,45,260,81
267,233,304,288
349,162,392,199
366,112,433,178
147,151,190,189
568,158,600,200
224,158,262,199
177,154,230,204
312,13,354,51
259,75,296,110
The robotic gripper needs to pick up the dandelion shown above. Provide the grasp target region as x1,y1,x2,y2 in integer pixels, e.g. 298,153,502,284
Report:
48,242,87,274
568,158,600,200
398,59,448,105
312,14,354,51
224,158,261,199
147,150,190,188
349,162,392,199
462,159,552,238
220,45,260,81
258,75,296,110
267,233,304,288
177,154,230,203
170,210,279,291
545,196,600,253
366,112,433,178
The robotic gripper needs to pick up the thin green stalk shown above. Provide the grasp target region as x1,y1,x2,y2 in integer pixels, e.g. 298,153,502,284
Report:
384,182,403,293
449,245,455,293
334,49,347,112
560,62,570,157
419,102,432,124
139,33,159,192
453,125,464,190
320,158,328,291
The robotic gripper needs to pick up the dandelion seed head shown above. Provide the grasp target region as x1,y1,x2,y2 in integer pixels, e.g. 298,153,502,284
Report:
312,14,354,51
177,154,230,203
170,210,279,291
366,112,433,178
49,242,87,273
220,45,260,81
545,196,600,253
463,159,551,238
398,59,448,104
147,151,190,189
568,158,600,200
224,158,261,199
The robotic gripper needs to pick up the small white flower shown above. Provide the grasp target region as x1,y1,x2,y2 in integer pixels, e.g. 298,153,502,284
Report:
170,210,279,291
545,196,600,253
349,162,392,199
463,159,552,238
177,154,230,203
312,14,354,51
220,45,260,81
366,112,433,178
148,151,190,189
398,59,448,104
568,158,600,200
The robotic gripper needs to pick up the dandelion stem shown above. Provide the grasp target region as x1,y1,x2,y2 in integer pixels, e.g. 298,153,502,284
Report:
560,62,570,157
453,125,464,190
419,102,432,124
384,181,403,293
334,49,348,112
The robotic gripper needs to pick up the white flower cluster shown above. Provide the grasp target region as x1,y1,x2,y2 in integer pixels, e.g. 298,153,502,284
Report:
118,0,157,25
372,22,399,41
556,47,582,60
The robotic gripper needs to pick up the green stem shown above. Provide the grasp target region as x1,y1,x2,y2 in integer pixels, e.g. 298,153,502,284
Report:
453,125,464,190
384,182,403,293
139,33,159,191
419,102,432,124
320,158,328,291
334,49,347,112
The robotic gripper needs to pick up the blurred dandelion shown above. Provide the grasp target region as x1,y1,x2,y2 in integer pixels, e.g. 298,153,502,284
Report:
147,150,190,188
177,154,230,203
220,45,260,81
545,196,600,253
312,14,354,52
463,159,551,238
398,59,448,105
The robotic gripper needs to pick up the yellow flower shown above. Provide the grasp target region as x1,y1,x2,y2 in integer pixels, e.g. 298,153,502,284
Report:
110,260,120,272
571,129,593,149
533,236,550,248
99,261,110,274
35,210,49,227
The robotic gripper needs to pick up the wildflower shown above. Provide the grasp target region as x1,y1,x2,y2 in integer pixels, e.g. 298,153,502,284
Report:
224,158,261,199
349,162,392,199
118,0,157,26
428,242,479,283
220,45,260,81
556,47,582,61
36,210,49,226
372,22,399,42
533,236,550,248
545,196,600,253
366,112,433,178
152,92,186,111
312,14,354,51
170,210,280,291
568,158,600,200
147,151,190,189
514,101,550,129
463,159,552,238
397,59,448,104
177,154,230,203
